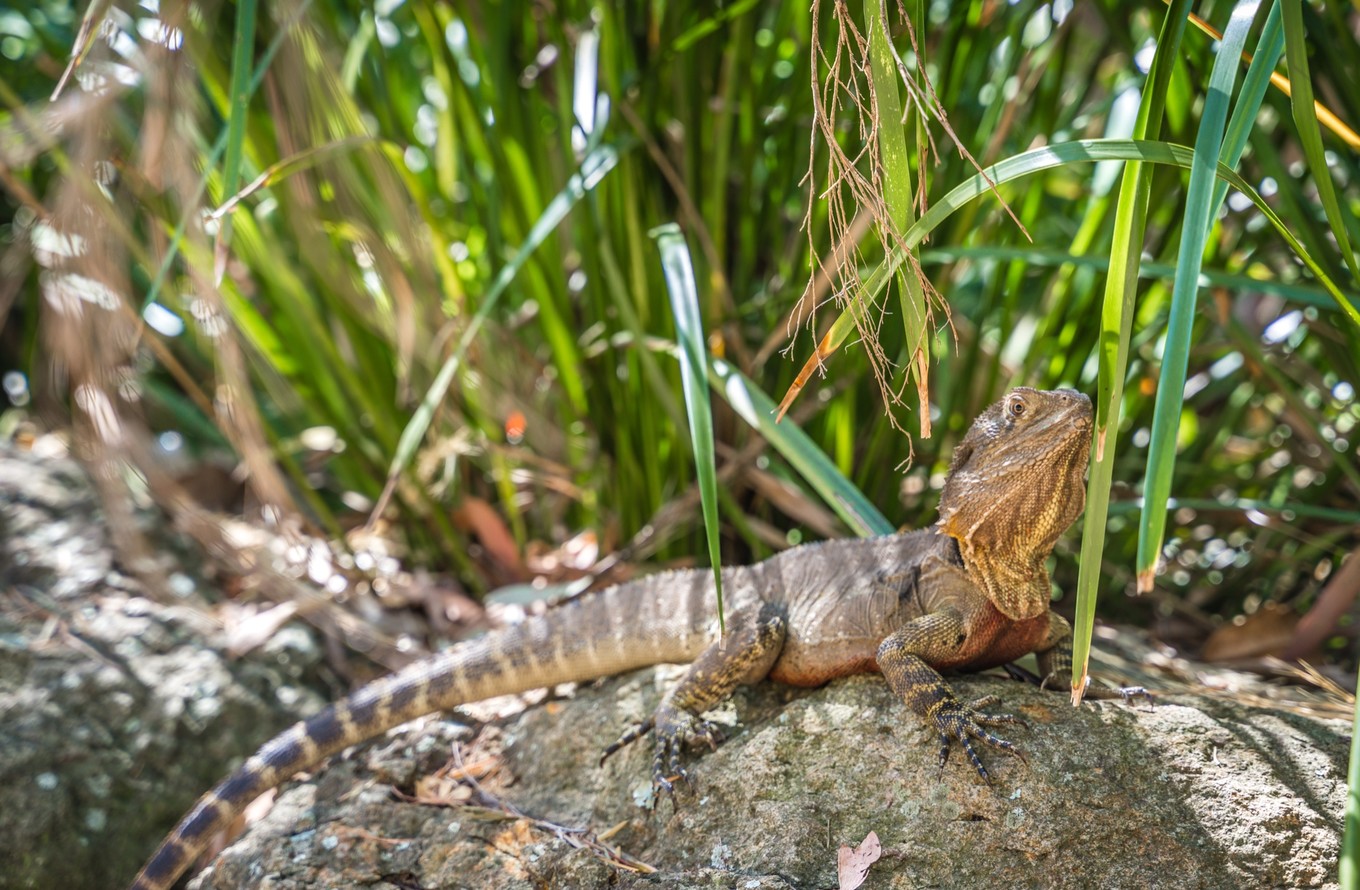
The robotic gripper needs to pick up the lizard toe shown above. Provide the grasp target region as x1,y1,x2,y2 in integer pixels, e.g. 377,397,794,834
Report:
964,695,1027,729
647,705,728,797
957,734,993,783
600,716,655,766
1052,674,1155,710
647,707,713,802
935,732,953,772
1119,686,1154,710
687,719,725,751
667,736,689,787
932,698,1027,782
1093,684,1153,709
650,742,680,803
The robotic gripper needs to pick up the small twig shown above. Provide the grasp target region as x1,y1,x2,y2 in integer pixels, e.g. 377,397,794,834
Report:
432,743,658,874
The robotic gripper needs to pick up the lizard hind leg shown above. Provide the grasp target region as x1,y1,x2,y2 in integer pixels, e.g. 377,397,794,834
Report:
600,603,787,799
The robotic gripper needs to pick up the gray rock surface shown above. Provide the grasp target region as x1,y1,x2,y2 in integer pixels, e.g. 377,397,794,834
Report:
0,446,328,890
193,664,1348,890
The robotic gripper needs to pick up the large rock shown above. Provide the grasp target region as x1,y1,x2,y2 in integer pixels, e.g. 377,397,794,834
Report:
4,445,1348,889
192,660,1349,890
0,446,327,890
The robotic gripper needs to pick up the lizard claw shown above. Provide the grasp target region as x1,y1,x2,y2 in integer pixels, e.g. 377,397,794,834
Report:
1119,686,1154,710
1105,685,1155,712
932,696,1027,783
604,706,726,806
964,694,1028,729
649,731,693,808
647,708,724,803
689,719,725,751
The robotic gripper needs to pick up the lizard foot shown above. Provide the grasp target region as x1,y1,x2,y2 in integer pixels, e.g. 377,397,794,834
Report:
599,707,726,804
1085,683,1154,710
1041,673,1155,710
933,695,1027,783
650,708,725,801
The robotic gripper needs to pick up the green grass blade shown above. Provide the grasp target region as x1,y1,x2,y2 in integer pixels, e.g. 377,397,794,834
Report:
214,0,258,285
340,11,376,93
371,143,627,523
654,223,725,629
209,136,378,220
918,245,1341,310
1210,2,1283,215
1344,663,1360,890
1282,0,1360,285
670,0,761,51
144,1,311,310
710,360,892,538
1137,0,1261,592
866,0,930,425
1073,0,1191,698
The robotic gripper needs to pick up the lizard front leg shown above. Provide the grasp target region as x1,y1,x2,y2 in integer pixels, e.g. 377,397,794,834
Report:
602,603,786,796
876,609,1026,782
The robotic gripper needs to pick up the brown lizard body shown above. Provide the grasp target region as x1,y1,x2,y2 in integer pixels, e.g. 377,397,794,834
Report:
130,387,1110,890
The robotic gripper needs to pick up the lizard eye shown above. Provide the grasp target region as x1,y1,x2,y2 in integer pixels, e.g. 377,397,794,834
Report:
1008,397,1026,418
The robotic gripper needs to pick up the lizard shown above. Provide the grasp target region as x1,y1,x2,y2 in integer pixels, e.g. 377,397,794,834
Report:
129,386,1123,890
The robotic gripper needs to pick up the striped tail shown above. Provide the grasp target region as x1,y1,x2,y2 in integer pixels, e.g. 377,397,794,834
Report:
128,568,722,890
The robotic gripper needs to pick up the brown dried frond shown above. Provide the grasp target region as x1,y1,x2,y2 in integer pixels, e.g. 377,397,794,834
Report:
794,1,1025,440
795,1,933,439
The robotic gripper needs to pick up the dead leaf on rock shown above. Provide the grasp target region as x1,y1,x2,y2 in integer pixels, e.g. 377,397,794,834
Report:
837,830,881,890
400,751,501,806
414,773,474,805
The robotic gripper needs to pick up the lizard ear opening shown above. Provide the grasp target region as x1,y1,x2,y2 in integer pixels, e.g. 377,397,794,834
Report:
946,427,979,481
947,393,1011,476
947,434,975,475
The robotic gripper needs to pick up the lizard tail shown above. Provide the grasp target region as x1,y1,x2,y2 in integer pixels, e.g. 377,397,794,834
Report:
128,570,720,890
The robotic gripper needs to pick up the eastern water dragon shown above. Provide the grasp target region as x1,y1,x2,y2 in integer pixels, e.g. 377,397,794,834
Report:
130,387,1131,889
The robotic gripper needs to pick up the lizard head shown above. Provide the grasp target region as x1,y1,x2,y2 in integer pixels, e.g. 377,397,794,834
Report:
936,387,1092,618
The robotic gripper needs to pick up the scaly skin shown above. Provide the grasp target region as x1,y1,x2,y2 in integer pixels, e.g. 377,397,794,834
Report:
129,387,1110,890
